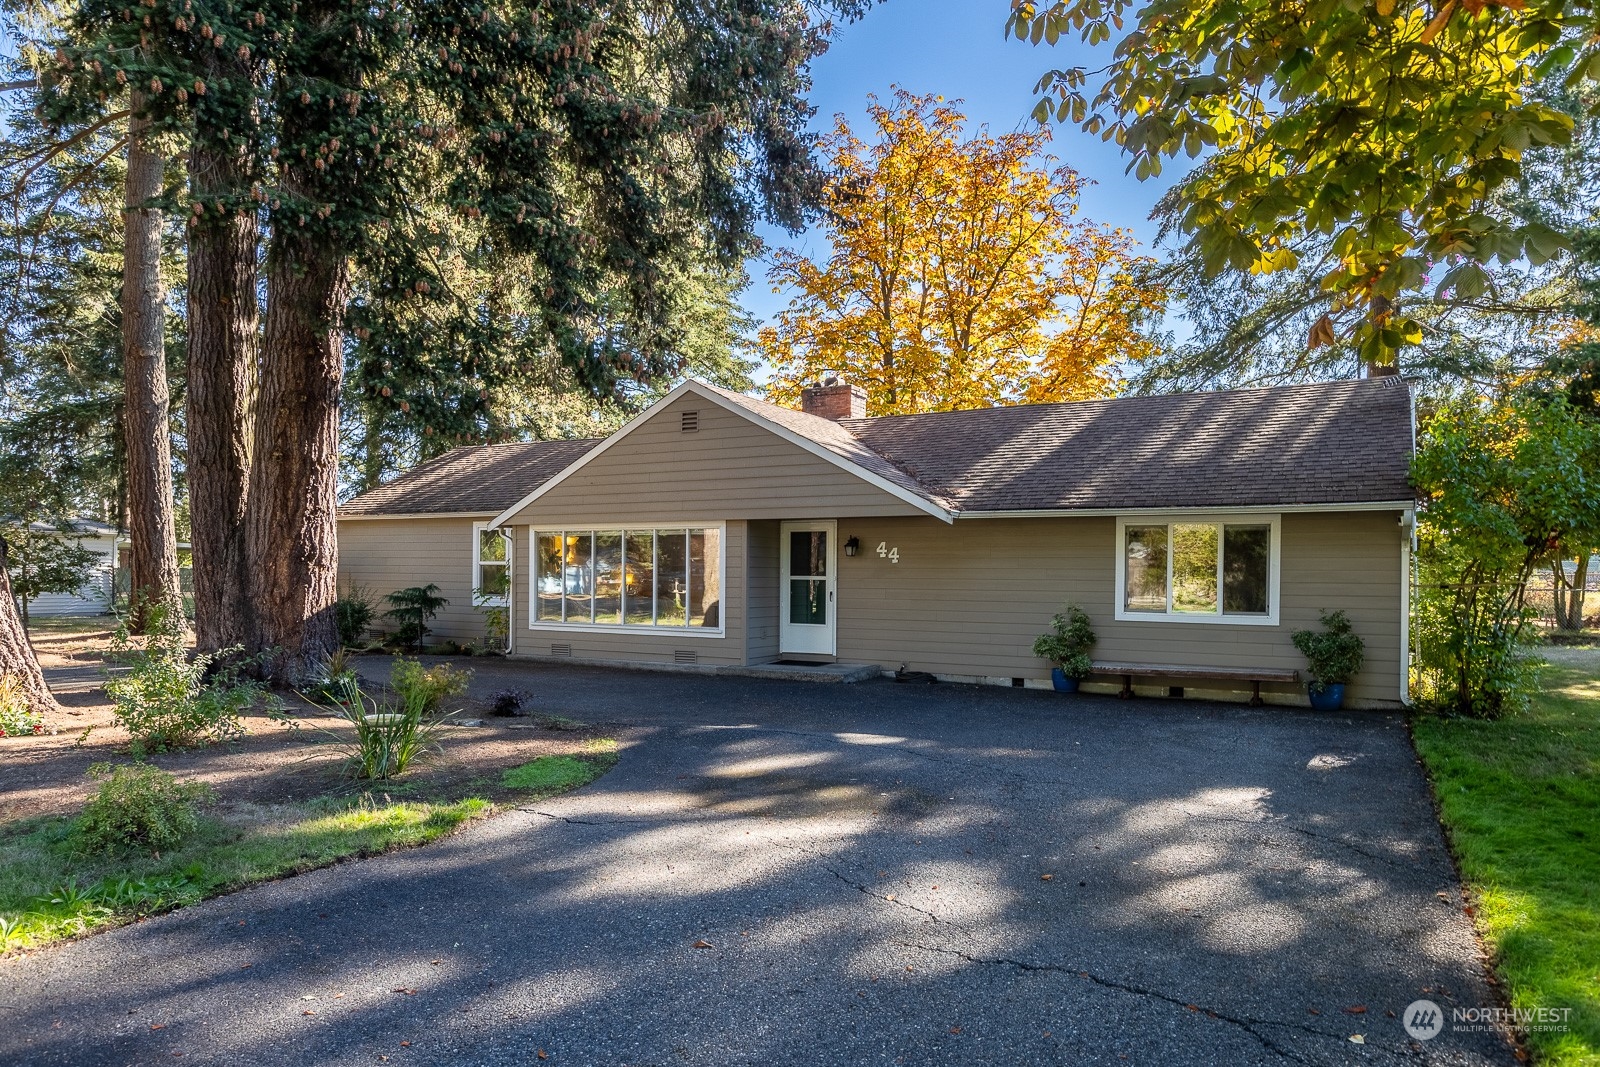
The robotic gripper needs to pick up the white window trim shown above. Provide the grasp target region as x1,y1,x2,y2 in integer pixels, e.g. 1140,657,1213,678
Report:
1113,514,1281,626
524,521,728,638
472,521,511,609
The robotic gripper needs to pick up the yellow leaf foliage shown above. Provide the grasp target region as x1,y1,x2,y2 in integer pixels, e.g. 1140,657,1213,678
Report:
759,89,1167,416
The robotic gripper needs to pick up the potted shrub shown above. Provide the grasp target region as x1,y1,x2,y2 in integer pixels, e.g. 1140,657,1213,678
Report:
1291,610,1365,710
1032,605,1097,693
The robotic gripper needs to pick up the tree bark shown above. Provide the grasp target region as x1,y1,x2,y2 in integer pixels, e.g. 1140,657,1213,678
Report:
246,225,347,682
120,94,183,632
186,141,260,652
0,533,61,714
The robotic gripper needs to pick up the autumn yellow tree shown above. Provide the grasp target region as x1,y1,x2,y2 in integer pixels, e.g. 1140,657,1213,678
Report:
760,90,1166,415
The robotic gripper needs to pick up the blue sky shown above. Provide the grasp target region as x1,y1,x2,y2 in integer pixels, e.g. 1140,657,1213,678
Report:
740,0,1186,327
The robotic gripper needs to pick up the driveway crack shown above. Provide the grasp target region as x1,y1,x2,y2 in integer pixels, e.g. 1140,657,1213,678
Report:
1185,811,1420,872
771,840,970,932
892,940,1417,1065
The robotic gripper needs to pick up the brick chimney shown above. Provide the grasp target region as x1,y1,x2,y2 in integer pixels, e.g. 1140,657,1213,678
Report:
800,377,867,421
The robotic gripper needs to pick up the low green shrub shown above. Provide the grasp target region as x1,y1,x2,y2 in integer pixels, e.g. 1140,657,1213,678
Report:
104,610,276,754
0,674,44,738
389,657,471,717
1031,605,1097,680
1291,609,1366,688
384,585,448,652
334,585,377,648
73,763,214,856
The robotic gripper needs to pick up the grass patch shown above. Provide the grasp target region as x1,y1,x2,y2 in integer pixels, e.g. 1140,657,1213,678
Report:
0,795,490,954
1412,655,1600,1066
501,752,614,796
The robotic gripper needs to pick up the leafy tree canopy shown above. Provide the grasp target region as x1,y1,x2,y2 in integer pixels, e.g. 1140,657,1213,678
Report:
1011,0,1598,368
761,89,1166,415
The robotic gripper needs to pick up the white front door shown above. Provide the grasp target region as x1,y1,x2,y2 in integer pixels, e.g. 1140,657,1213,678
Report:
779,521,836,656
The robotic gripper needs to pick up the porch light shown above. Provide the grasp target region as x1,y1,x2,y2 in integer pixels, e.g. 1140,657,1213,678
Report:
844,536,860,557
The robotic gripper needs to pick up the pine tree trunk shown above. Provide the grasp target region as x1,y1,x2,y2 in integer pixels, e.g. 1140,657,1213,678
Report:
120,95,183,632
247,226,346,682
0,533,61,714
186,142,259,653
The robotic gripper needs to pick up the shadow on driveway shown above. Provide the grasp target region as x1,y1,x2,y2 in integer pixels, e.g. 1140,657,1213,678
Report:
0,662,1511,1066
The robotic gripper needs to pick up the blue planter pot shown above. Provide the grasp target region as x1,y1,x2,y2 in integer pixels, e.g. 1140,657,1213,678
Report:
1307,682,1346,711
1051,668,1081,693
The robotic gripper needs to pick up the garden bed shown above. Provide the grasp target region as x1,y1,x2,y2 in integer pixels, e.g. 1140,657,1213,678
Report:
0,620,619,955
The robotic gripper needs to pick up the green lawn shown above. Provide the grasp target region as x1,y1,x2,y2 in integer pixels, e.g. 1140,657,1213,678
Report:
0,751,617,955
1412,649,1600,1066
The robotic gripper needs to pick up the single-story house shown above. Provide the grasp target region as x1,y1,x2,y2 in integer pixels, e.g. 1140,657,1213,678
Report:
15,518,119,618
337,376,1417,706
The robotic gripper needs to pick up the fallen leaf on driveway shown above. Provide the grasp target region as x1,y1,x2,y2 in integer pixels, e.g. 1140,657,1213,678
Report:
1040,874,1053,882
537,1051,548,1060
1344,1005,1367,1014
150,1024,165,1031
949,1027,962,1035
302,1011,315,1016
692,940,713,949
1349,1035,1365,1044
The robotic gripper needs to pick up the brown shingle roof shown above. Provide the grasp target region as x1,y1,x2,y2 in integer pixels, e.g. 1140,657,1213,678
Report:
340,378,1414,520
339,439,601,517
841,377,1414,511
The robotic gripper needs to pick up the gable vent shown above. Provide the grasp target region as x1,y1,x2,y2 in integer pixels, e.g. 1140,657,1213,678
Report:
680,410,700,433
550,642,572,657
674,649,698,665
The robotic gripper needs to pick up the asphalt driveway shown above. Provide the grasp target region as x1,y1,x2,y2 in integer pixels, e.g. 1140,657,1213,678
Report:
1,663,1511,1066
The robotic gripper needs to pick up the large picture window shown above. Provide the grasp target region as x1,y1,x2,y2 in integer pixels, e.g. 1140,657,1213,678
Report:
1115,516,1279,625
529,527,723,633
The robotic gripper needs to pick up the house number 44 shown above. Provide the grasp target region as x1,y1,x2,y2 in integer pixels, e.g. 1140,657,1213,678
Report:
876,542,899,563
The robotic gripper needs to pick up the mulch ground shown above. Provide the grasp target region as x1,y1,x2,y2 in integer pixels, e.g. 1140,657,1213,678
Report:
1,623,611,824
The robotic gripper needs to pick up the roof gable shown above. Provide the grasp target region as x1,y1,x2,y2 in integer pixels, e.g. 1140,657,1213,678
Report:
490,381,955,527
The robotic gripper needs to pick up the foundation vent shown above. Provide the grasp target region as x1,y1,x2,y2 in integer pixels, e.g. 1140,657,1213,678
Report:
681,410,700,433
674,649,698,665
550,642,572,657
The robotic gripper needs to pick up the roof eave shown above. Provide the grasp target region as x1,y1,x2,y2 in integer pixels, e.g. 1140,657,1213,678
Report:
953,500,1417,518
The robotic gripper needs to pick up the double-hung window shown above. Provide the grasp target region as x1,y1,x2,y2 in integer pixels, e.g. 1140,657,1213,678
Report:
473,523,511,607
1115,516,1279,625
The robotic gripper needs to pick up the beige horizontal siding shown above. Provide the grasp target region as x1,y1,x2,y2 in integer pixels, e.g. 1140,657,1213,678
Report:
826,512,1405,706
503,394,931,525
746,520,780,663
336,516,493,644
509,521,748,667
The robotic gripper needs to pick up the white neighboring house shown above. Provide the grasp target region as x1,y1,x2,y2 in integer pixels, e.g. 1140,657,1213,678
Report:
15,518,119,618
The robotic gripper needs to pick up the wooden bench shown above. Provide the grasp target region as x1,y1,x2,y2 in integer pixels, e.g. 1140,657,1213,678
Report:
1090,661,1300,706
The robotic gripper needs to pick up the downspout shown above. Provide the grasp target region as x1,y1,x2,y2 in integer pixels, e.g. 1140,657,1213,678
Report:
1401,382,1419,706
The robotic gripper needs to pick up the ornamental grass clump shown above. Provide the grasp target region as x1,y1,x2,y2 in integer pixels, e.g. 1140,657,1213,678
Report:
312,676,452,781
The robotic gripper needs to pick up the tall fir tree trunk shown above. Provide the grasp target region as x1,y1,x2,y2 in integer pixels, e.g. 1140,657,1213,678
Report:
0,533,60,714
247,224,346,681
120,95,183,632
186,141,259,652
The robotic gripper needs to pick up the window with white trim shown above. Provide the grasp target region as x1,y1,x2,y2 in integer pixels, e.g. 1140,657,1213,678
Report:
529,527,723,632
1114,516,1280,624
473,524,511,607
